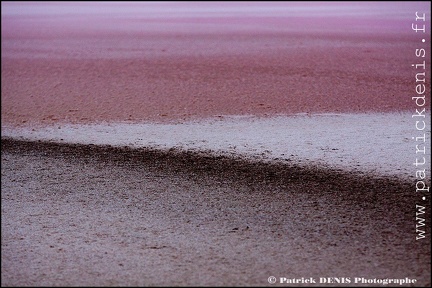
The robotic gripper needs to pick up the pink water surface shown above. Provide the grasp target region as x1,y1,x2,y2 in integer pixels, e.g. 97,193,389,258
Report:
1,1,430,126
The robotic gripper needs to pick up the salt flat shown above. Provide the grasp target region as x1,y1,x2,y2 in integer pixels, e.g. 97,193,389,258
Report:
2,112,429,181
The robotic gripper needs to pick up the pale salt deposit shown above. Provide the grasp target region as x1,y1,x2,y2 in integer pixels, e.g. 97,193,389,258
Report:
2,112,430,181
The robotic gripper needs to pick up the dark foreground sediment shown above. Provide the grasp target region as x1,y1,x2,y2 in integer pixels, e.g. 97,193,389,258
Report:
1,138,431,286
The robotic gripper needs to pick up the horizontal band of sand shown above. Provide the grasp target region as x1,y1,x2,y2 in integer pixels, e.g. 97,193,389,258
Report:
2,112,431,181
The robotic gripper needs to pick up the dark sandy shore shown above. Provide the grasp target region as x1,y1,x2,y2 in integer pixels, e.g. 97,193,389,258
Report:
1,138,430,286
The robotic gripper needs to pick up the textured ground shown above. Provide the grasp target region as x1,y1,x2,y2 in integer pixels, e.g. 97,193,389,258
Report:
1,139,431,286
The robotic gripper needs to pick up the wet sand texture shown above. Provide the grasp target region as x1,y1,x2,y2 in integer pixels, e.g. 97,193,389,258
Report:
1,139,431,286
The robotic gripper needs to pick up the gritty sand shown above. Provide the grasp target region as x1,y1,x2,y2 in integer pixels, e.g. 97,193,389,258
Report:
1,139,431,286
1,1,431,287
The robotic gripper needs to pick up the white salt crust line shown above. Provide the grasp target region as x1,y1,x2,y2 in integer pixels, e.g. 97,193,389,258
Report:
2,113,430,180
